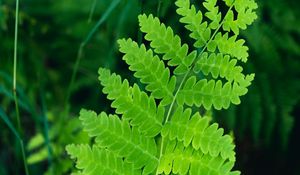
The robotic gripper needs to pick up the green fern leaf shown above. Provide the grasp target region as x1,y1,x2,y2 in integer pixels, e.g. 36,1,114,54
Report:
157,140,239,175
176,0,211,48
222,0,258,35
176,0,257,62
79,109,158,174
161,106,235,161
203,0,222,30
98,68,164,137
118,38,176,105
193,52,254,85
138,14,197,75
213,33,249,62
177,75,253,110
66,144,140,175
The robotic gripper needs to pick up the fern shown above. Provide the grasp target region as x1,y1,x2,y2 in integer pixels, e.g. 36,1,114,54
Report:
214,0,300,150
157,140,239,175
67,0,257,174
67,144,140,175
77,109,158,174
118,38,176,106
161,106,235,161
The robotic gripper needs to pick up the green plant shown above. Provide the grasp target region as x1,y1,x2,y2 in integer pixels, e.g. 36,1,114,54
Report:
66,0,257,174
215,0,300,150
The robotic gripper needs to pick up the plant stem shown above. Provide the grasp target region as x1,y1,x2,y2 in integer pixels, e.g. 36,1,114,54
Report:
13,0,29,174
13,0,21,134
157,0,163,17
65,43,84,111
88,0,97,23
20,140,29,175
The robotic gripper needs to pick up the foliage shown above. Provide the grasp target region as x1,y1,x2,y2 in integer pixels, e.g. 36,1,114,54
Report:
214,0,300,149
1,0,300,175
66,0,257,174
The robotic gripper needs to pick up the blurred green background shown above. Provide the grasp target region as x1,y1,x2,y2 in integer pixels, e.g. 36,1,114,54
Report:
0,0,299,174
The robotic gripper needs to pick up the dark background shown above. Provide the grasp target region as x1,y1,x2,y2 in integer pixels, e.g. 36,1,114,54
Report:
0,0,299,174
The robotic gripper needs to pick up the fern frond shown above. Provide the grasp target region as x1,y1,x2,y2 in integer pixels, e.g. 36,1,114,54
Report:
162,106,235,161
177,75,254,110
222,0,258,35
79,109,158,174
157,140,240,175
98,68,164,137
118,38,176,105
66,144,140,175
138,14,197,75
193,52,253,84
203,0,222,30
176,0,211,48
212,33,249,62
67,0,258,174
176,0,257,62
